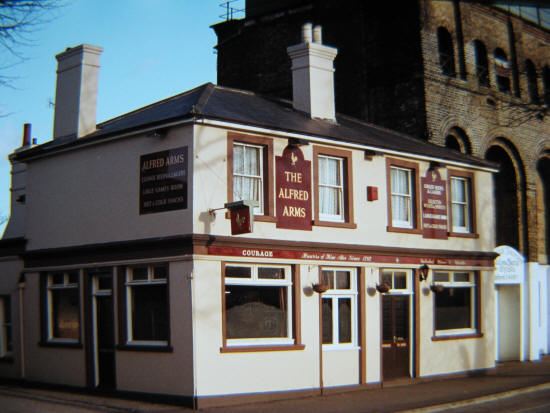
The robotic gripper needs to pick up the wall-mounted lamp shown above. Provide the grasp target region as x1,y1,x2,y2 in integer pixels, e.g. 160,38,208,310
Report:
418,264,429,282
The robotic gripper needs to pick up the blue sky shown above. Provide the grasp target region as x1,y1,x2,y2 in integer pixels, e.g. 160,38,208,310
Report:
0,0,242,230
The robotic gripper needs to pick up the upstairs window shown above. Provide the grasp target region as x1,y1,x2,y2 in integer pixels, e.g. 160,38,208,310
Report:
227,133,274,220
386,158,420,233
525,60,539,103
313,146,356,228
437,27,456,76
494,48,511,93
474,40,490,87
448,169,477,237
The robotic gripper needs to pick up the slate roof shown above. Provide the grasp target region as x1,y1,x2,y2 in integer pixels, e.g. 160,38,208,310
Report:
14,83,497,169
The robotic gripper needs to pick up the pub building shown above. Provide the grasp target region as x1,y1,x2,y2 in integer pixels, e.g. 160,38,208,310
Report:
0,26,498,408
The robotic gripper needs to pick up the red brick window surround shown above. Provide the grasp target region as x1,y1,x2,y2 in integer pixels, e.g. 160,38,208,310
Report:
227,132,275,222
448,169,478,238
386,157,421,234
313,146,356,229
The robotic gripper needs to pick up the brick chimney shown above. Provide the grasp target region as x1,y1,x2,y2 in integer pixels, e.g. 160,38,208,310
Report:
53,44,103,139
287,24,338,122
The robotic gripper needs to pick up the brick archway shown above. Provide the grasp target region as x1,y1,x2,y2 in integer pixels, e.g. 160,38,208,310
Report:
485,139,528,257
537,151,550,263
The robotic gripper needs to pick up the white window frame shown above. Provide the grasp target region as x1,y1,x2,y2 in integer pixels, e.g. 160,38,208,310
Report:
381,269,412,295
391,166,413,228
0,296,12,357
125,265,168,346
46,271,80,343
321,268,358,350
318,155,345,222
450,176,471,233
224,263,293,347
233,142,264,215
433,271,477,337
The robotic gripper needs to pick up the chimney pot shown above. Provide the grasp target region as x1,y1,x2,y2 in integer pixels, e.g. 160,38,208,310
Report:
22,123,31,147
313,25,322,44
301,22,313,43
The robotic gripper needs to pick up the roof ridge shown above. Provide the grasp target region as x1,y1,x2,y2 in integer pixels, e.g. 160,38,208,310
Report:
96,82,214,128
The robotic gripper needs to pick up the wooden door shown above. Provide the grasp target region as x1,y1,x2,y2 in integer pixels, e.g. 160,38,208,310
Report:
382,295,409,380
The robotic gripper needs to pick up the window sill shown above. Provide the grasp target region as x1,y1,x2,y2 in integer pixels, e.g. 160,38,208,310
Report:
39,340,83,349
220,344,305,353
314,220,357,229
387,226,422,235
116,344,173,353
431,332,483,341
449,232,479,239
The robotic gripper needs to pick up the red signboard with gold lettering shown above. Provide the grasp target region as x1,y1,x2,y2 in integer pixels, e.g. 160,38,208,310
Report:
276,146,312,230
421,169,448,239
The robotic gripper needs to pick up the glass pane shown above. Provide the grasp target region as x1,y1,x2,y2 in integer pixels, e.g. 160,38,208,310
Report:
225,285,287,339
336,271,350,289
434,272,449,282
258,267,285,279
454,272,470,282
452,204,466,227
131,284,168,341
338,298,352,343
322,298,333,344
382,272,392,287
153,266,167,280
51,273,64,285
321,270,334,289
67,271,79,285
225,266,251,278
131,267,148,281
435,287,473,330
52,289,79,339
233,144,244,174
97,276,112,291
394,272,407,289
452,178,466,202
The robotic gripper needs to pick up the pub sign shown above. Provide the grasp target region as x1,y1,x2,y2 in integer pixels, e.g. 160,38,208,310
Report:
276,145,312,230
140,146,188,214
421,168,448,239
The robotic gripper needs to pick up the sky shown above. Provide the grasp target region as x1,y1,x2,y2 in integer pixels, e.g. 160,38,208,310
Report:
0,0,242,231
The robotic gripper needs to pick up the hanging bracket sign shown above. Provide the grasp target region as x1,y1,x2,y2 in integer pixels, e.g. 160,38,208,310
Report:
275,145,312,230
225,200,257,235
421,168,448,239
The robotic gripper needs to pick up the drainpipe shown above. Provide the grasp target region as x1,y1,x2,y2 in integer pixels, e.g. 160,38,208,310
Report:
18,272,26,379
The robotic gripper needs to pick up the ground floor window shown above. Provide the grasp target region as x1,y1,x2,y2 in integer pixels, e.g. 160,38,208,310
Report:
321,268,357,347
223,263,293,346
125,265,169,345
42,271,80,343
0,296,12,357
433,271,479,336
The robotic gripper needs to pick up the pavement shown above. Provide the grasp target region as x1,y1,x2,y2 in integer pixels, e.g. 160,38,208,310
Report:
0,355,549,412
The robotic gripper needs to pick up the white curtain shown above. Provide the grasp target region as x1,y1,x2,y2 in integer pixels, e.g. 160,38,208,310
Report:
233,144,262,210
319,156,342,218
391,168,410,223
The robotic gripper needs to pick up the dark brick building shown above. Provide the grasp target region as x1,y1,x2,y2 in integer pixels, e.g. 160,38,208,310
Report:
214,0,550,265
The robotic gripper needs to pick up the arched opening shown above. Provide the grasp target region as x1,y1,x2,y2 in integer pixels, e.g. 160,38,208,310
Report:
525,59,539,104
486,145,520,250
445,127,472,154
474,40,490,87
537,153,550,262
543,66,550,105
437,27,455,76
494,48,511,94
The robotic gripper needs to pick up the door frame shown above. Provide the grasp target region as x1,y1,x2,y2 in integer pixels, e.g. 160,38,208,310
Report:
379,268,416,382
85,267,116,390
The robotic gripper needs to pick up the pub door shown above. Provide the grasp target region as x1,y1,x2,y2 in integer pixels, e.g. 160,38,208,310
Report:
88,269,116,390
382,295,410,380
